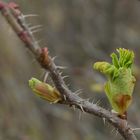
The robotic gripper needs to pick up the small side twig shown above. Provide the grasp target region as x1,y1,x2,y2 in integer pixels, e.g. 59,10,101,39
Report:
0,1,137,140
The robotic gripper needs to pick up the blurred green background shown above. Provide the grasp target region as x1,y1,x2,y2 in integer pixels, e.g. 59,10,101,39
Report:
0,0,140,140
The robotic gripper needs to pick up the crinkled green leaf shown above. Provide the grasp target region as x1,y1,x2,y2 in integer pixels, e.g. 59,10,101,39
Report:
93,48,136,116
111,53,119,68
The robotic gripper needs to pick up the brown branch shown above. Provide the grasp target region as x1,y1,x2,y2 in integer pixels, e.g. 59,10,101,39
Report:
0,1,137,140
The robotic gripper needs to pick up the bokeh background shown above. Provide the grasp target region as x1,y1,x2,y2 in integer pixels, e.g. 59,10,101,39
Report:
0,0,140,140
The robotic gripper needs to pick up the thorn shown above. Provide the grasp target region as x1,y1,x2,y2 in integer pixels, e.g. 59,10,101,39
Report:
23,14,39,18
75,89,83,95
29,25,43,31
67,83,70,87
35,39,44,45
31,28,43,34
111,128,118,137
75,92,81,96
84,98,91,102
132,128,140,131
111,128,116,134
56,66,67,70
72,105,76,111
92,99,95,104
40,71,46,80
115,129,118,136
79,104,84,112
62,75,69,80
52,56,58,62
59,72,63,76
103,117,106,125
43,72,49,82
96,99,101,106
63,95,66,101
26,23,32,27
89,98,95,103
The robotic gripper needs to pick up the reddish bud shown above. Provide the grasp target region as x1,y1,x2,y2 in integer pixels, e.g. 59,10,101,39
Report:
8,2,19,9
38,47,50,68
8,2,21,16
18,31,31,45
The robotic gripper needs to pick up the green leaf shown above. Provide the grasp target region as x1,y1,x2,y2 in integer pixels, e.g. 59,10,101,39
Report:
93,48,136,116
111,53,119,68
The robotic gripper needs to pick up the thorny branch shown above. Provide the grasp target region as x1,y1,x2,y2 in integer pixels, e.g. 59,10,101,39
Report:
0,1,137,140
